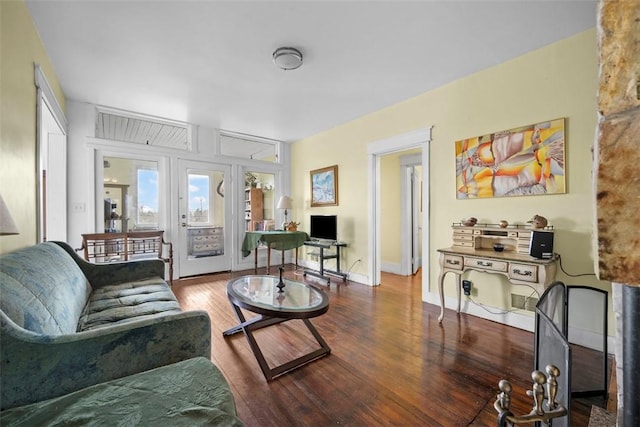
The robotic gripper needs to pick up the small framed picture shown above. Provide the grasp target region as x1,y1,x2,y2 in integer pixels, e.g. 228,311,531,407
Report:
310,165,338,207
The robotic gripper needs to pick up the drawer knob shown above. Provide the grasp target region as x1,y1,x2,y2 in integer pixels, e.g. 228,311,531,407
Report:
446,259,460,265
478,261,493,267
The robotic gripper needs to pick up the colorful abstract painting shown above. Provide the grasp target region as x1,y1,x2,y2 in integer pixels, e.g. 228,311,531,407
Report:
455,118,566,199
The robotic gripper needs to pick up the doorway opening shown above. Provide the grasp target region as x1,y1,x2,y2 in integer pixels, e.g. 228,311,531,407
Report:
378,150,422,276
367,127,431,288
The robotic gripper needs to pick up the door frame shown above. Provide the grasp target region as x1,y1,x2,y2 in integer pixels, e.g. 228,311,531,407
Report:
35,64,67,242
367,127,431,286
177,159,232,277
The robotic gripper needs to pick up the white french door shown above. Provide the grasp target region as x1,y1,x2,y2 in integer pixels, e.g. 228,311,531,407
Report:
178,159,232,277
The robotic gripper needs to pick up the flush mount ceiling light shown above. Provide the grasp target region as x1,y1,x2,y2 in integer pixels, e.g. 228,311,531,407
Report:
273,47,303,71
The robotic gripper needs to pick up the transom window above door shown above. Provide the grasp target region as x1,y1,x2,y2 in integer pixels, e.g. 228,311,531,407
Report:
95,107,193,151
219,130,280,163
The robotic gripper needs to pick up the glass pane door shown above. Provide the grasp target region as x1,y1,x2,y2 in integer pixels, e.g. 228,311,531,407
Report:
102,156,159,233
178,159,231,277
244,171,276,232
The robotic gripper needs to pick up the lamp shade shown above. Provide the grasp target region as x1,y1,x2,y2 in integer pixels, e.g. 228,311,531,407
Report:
276,196,293,210
0,194,19,235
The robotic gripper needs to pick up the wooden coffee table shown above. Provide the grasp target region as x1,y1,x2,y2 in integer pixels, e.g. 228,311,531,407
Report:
222,275,331,380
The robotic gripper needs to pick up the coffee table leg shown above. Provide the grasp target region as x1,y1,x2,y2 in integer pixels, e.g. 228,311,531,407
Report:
240,318,276,381
302,318,331,351
223,304,285,336
264,319,331,380
223,302,331,381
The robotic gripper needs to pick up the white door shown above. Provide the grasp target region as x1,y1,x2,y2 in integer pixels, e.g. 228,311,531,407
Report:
178,160,231,277
45,133,67,241
411,165,422,274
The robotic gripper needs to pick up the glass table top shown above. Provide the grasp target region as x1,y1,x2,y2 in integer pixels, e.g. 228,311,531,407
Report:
227,275,328,317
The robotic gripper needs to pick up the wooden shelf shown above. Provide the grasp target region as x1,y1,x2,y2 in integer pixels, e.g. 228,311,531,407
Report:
244,187,263,231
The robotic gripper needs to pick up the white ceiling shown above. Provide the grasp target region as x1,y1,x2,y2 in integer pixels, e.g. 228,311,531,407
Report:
26,0,597,143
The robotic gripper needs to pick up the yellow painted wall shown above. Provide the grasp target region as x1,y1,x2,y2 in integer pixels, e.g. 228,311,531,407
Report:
380,153,402,265
292,29,610,310
0,0,66,254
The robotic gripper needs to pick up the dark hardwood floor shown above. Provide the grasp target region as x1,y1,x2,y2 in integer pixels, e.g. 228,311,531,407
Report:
173,266,608,426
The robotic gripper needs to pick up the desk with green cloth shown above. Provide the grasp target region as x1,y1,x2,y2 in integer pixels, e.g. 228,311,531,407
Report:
242,231,309,273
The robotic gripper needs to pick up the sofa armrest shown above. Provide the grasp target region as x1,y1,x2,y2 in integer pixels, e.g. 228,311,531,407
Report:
53,241,165,288
1,310,212,410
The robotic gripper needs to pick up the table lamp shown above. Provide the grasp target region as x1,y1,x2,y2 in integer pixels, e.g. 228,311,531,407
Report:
276,196,292,229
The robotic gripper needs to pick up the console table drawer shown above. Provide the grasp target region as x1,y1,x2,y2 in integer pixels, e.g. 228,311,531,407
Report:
453,241,474,248
443,254,464,270
509,263,538,282
454,228,475,235
465,257,508,272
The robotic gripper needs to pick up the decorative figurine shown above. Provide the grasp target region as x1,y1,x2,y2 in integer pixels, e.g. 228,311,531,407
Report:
494,365,567,425
527,214,548,230
529,370,547,416
496,379,512,412
277,267,286,293
462,217,478,227
499,220,509,228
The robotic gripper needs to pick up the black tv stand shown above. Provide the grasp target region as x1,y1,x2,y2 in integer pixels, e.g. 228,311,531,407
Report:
303,240,347,285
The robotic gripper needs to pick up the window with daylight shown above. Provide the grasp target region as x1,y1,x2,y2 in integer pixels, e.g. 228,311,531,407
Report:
103,157,160,232
188,173,211,225
136,167,159,228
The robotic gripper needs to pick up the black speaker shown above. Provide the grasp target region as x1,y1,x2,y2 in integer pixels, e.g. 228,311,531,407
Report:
529,231,554,259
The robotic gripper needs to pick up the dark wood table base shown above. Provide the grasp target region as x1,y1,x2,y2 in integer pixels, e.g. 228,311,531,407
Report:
254,246,298,274
223,301,331,381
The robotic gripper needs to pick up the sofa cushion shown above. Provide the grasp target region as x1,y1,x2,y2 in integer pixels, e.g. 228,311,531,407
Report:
78,277,181,331
0,242,91,335
0,357,245,426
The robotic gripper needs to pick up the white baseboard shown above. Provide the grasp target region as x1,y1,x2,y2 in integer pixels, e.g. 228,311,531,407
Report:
423,291,615,354
423,291,535,331
568,326,616,355
380,262,402,275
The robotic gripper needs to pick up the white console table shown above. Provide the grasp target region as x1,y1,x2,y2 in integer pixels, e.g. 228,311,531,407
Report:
437,247,558,322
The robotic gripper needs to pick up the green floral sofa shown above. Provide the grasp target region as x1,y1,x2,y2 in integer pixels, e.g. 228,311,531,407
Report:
0,241,238,423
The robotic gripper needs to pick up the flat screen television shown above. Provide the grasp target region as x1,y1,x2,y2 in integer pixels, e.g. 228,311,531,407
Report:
310,215,337,241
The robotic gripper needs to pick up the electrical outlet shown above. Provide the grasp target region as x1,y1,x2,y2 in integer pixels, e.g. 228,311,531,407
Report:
462,280,472,296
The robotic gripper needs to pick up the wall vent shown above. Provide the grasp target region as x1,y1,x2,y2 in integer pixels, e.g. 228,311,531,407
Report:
95,109,191,151
511,293,539,312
